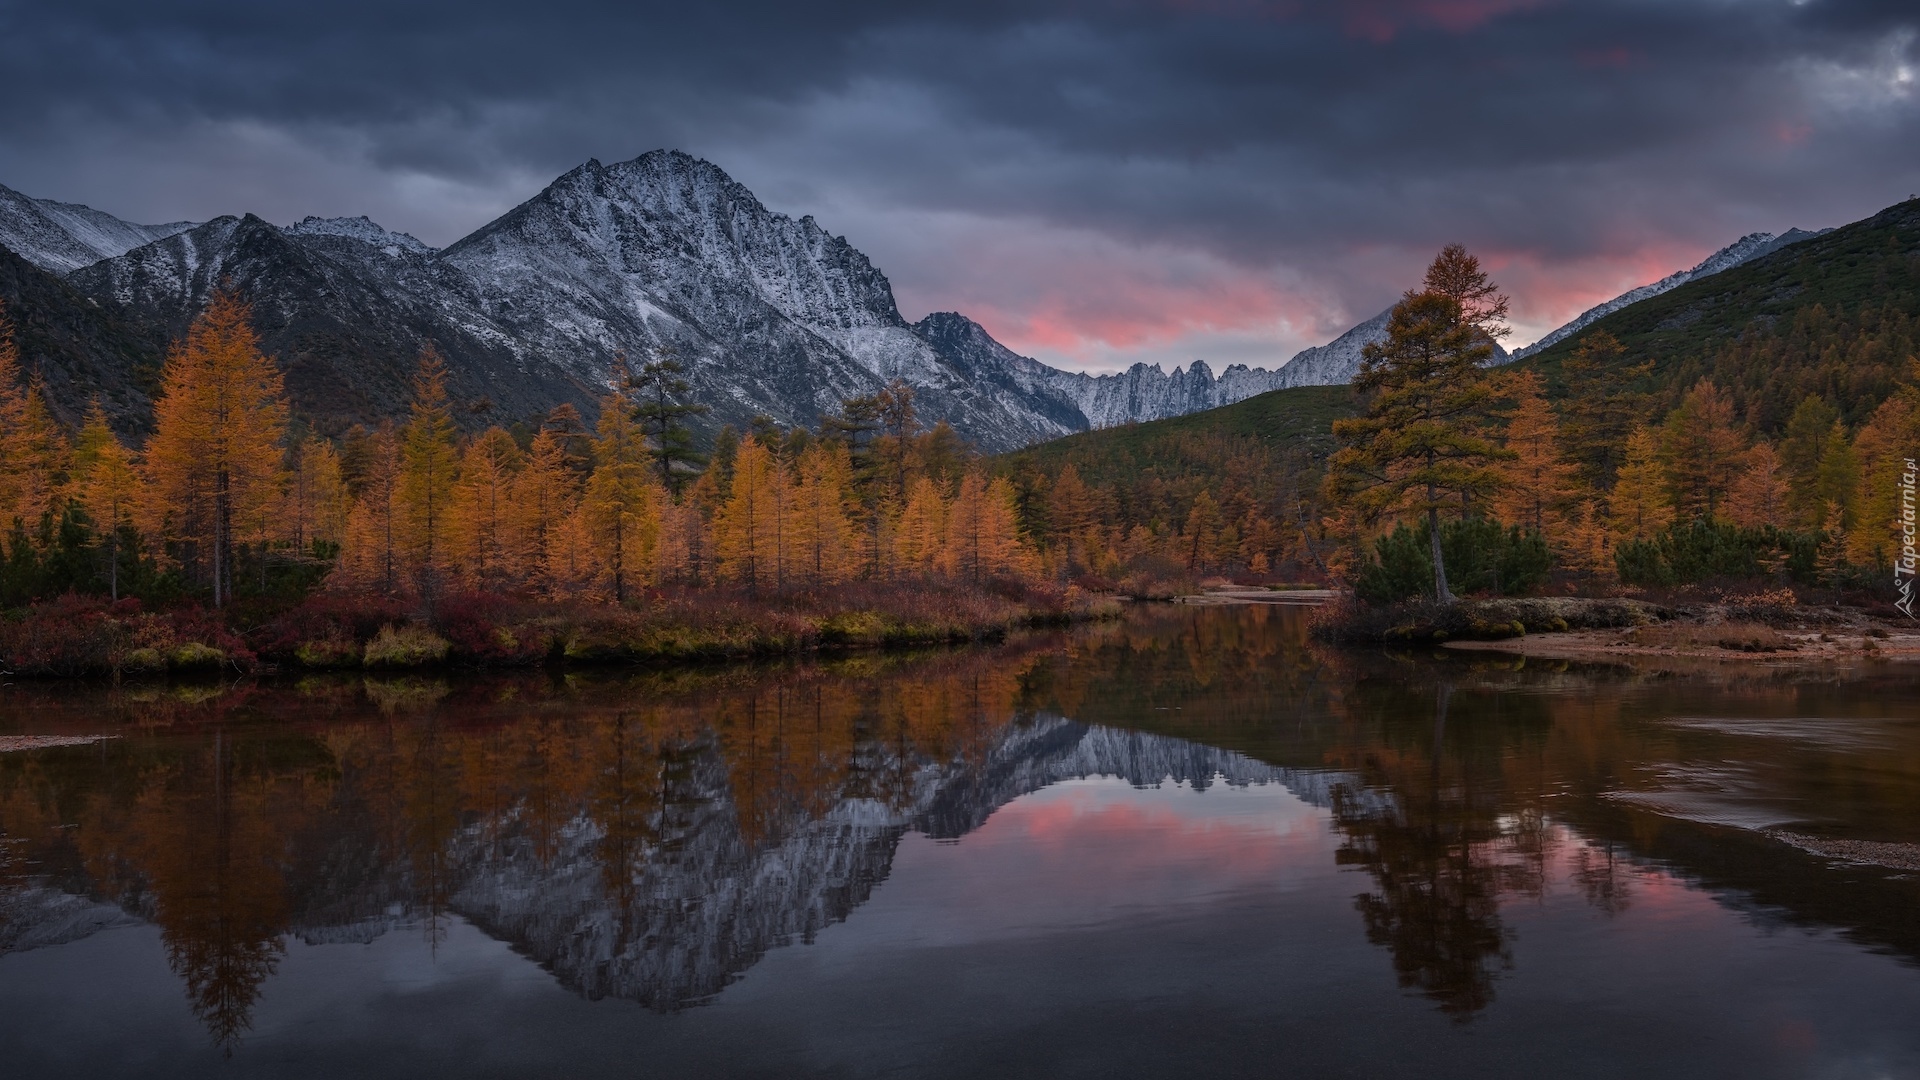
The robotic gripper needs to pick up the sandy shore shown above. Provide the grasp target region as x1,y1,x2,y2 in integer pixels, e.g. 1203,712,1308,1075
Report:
1173,588,1341,606
1444,625,1920,665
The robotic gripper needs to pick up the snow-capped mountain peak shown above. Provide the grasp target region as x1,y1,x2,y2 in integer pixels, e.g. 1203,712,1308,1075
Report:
1513,226,1828,359
284,216,436,256
0,181,197,275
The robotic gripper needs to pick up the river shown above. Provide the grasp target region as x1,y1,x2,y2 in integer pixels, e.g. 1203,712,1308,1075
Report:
3,604,1918,1078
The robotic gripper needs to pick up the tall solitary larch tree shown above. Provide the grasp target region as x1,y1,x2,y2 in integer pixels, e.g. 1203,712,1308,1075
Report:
144,290,288,607
1326,247,1509,601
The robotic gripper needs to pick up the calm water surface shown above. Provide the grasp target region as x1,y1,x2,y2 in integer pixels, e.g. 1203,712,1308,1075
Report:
3,605,1920,1078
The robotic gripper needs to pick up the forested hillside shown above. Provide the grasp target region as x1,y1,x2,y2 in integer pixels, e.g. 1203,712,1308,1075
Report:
1526,197,1920,433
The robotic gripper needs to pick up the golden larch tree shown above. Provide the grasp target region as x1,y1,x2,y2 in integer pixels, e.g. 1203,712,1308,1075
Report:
144,290,288,606
508,429,579,587
1846,373,1920,566
1659,379,1744,522
396,347,460,596
73,404,141,599
941,472,1031,584
334,426,403,594
1727,442,1791,529
791,442,856,586
1609,427,1673,545
0,304,67,533
1493,369,1577,544
563,401,661,601
714,435,787,588
892,475,948,576
452,427,523,587
285,436,351,554
569,462,662,602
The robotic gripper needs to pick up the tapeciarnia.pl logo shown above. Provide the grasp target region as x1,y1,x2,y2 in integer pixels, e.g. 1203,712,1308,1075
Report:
1898,457,1917,620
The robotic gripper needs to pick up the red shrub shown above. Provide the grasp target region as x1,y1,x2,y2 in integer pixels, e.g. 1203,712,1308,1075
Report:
252,593,408,659
433,591,547,664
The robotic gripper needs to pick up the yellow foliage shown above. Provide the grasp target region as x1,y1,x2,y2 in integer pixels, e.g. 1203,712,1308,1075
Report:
143,290,287,605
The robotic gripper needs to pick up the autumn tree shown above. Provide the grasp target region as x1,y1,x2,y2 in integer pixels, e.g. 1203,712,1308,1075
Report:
941,472,1030,585
893,475,947,575
1047,463,1102,578
791,442,855,586
1559,330,1653,489
874,379,919,506
1184,490,1224,572
144,290,288,606
1494,369,1577,544
73,405,140,599
284,436,349,555
1326,260,1508,601
1812,424,1861,531
0,306,74,547
1727,443,1791,529
569,398,661,601
452,427,523,587
714,434,787,589
572,462,661,603
1422,243,1512,340
397,347,460,597
335,427,403,594
509,430,579,585
1846,371,1920,566
1660,379,1744,521
1779,397,1841,527
1609,427,1673,545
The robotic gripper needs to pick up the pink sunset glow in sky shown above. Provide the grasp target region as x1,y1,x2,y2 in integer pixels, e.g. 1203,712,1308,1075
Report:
0,0,1914,372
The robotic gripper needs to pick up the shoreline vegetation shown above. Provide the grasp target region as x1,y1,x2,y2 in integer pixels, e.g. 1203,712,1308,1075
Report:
0,291,1131,680
0,582,1119,679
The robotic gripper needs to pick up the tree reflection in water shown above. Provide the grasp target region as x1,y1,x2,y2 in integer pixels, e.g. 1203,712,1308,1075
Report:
1328,685,1515,1018
4,607,1920,1048
135,731,289,1054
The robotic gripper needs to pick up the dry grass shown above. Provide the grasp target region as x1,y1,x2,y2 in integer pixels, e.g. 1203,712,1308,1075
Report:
1631,620,1796,653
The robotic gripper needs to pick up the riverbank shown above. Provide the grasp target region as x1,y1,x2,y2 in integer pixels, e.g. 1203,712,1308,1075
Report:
1307,592,1920,665
0,582,1123,678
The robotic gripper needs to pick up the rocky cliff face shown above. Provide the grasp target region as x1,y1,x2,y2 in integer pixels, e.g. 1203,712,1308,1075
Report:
53,153,1091,448
68,213,586,435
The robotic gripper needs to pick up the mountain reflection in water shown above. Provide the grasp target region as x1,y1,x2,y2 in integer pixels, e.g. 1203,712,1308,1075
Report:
3,605,1920,1078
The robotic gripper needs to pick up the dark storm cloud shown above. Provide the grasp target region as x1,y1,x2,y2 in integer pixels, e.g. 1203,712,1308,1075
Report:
0,0,1915,364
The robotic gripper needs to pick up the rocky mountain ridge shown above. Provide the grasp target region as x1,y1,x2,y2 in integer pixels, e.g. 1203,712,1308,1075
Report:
0,160,1816,447
1512,228,1827,359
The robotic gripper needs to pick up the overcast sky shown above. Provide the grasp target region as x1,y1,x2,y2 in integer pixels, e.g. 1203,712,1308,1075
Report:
1,0,1915,372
